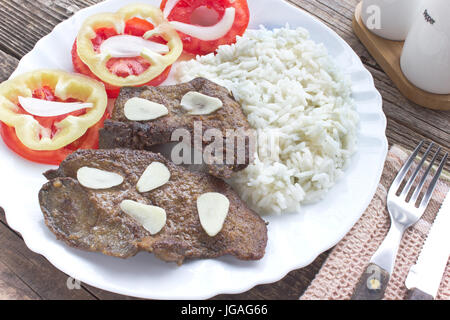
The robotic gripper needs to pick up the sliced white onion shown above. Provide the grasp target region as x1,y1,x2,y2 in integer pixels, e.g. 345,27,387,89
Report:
18,96,93,118
170,7,236,41
99,35,169,58
163,0,181,18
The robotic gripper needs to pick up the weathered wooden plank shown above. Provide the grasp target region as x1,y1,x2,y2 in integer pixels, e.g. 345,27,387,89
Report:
214,251,329,300
1,204,323,300
0,0,448,301
1,200,318,300
0,50,19,81
0,260,41,300
0,0,332,299
288,0,381,71
0,0,447,151
289,0,449,156
0,52,26,238
81,284,140,300
0,207,140,300
0,208,96,300
0,0,98,58
369,68,450,142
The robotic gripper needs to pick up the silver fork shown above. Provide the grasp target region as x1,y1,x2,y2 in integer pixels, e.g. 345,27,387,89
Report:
352,141,448,300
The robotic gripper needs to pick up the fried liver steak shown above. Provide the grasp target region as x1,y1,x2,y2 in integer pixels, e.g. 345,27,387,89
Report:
40,149,267,264
99,78,252,179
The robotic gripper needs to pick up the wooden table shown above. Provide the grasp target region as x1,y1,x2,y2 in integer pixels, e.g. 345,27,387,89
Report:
0,0,448,300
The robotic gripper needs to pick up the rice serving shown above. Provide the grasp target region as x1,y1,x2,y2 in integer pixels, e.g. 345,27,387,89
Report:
177,26,359,215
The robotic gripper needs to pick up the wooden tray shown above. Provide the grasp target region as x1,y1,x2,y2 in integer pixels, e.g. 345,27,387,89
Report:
352,1,450,111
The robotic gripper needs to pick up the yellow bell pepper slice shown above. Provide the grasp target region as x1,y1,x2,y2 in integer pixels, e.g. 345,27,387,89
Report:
76,4,183,87
0,69,107,151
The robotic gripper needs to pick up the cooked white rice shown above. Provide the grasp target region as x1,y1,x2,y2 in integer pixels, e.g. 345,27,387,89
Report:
177,25,359,215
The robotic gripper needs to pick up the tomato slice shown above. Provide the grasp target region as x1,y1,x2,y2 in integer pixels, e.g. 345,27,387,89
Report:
125,17,155,37
13,86,87,139
160,0,250,55
72,17,172,98
1,117,105,165
0,85,108,165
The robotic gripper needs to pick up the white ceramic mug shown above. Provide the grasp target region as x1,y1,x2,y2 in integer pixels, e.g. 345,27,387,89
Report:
400,0,450,94
361,0,422,41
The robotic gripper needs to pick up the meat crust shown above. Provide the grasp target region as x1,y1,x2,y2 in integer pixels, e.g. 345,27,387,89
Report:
99,78,253,179
40,149,267,264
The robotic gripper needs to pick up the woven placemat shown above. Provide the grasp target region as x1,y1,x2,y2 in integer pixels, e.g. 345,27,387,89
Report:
300,145,449,300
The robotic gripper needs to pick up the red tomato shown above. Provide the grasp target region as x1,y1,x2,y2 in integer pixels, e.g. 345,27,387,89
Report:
124,17,155,37
13,86,87,139
160,0,250,55
124,17,167,43
72,17,171,98
0,86,108,165
0,118,105,165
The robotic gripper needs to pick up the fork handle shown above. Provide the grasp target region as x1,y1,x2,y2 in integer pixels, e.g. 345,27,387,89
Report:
351,263,390,300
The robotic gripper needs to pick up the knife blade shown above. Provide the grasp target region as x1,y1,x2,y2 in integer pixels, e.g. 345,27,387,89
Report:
405,191,450,299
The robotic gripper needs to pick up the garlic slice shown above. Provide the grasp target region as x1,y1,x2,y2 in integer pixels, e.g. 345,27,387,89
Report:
77,167,124,189
197,193,230,237
99,35,169,58
180,92,223,115
124,97,169,121
120,200,166,235
137,162,171,193
18,96,93,117
170,8,236,41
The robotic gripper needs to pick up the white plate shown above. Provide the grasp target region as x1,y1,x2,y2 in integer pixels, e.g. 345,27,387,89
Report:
0,0,387,299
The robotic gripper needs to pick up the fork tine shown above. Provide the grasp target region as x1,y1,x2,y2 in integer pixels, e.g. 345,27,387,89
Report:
419,152,448,209
410,147,441,204
390,141,424,193
400,142,434,199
